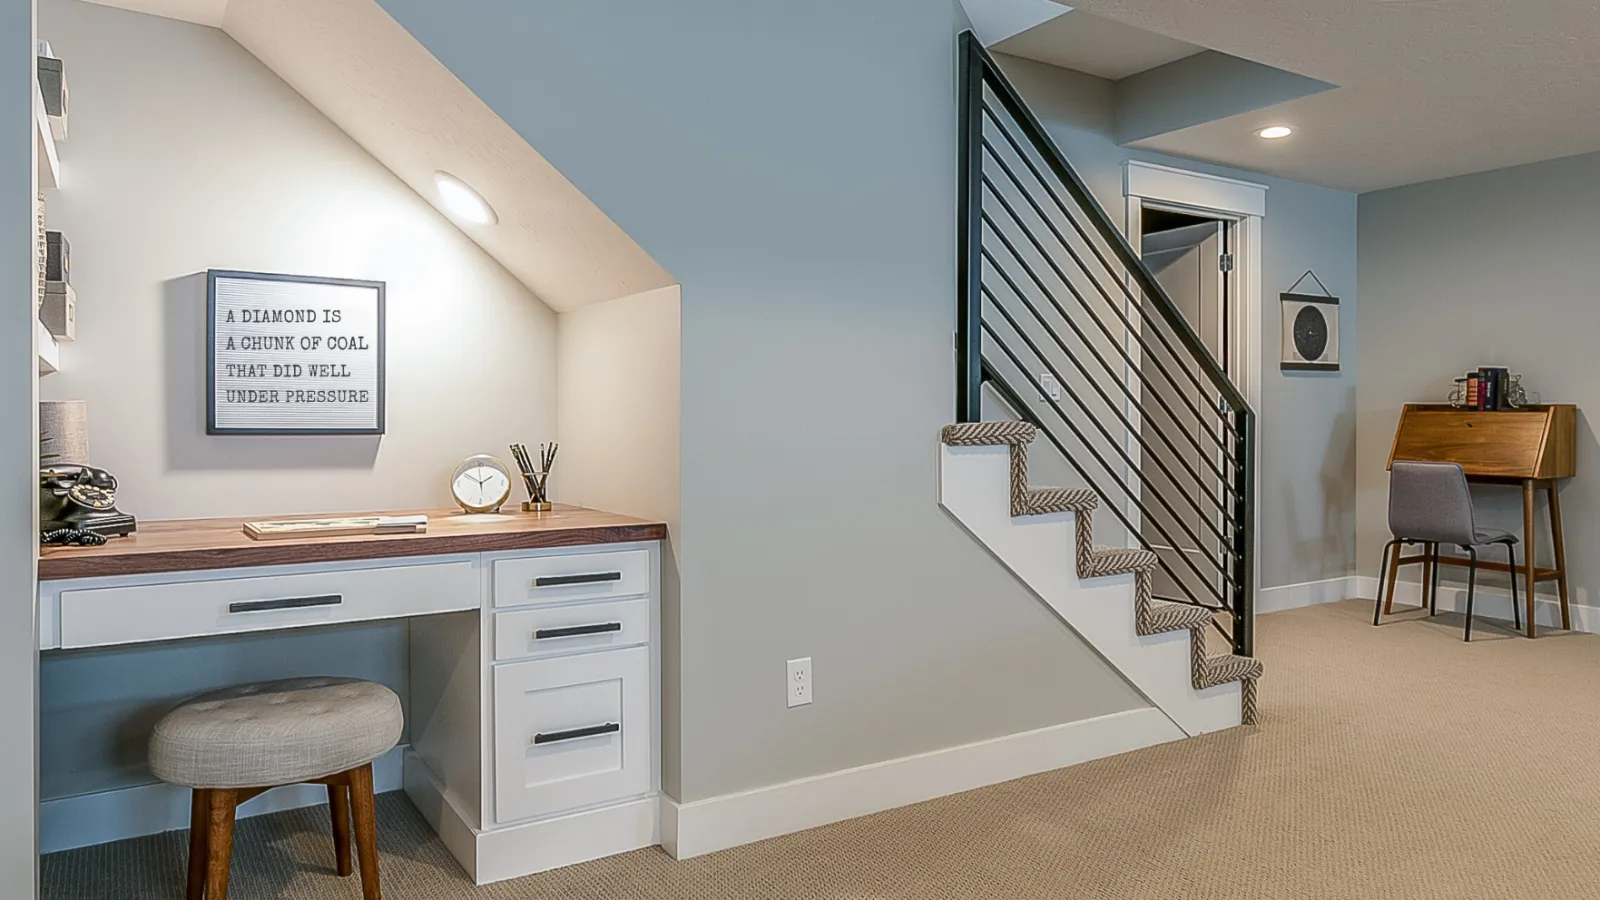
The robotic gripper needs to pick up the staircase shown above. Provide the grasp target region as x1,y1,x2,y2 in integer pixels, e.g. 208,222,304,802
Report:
947,33,1260,731
940,421,1259,732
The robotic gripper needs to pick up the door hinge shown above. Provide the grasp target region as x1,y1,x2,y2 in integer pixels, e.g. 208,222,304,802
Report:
1219,253,1235,273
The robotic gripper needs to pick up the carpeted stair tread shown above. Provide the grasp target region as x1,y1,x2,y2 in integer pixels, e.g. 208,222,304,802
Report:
1196,654,1265,690
1016,487,1098,516
1139,599,1214,635
941,421,1035,446
1082,547,1159,578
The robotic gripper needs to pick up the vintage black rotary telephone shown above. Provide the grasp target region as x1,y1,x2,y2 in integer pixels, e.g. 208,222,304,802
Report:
41,465,137,543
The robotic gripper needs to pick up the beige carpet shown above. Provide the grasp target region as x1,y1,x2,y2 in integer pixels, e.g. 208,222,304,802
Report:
44,599,1600,899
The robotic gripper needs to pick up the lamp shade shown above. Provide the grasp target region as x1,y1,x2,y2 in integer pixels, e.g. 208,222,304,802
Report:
40,400,89,465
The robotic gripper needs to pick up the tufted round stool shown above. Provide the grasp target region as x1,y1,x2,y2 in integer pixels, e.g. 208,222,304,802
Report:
150,677,403,900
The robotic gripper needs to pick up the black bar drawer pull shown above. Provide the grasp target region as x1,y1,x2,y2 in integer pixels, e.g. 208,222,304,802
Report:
531,722,620,745
228,594,343,614
534,572,623,588
535,622,623,640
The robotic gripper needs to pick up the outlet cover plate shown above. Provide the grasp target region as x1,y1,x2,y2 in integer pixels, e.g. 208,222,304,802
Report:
787,657,812,708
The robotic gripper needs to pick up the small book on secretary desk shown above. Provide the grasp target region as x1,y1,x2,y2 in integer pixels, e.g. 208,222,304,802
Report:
1386,403,1576,637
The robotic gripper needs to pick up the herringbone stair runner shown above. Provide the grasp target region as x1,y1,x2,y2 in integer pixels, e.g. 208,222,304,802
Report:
942,421,1261,726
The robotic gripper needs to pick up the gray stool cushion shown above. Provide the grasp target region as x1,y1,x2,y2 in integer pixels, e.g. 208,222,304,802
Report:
150,677,402,789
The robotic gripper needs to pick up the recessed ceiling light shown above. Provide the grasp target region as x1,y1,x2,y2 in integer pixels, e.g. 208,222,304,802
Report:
434,171,497,225
1256,126,1293,140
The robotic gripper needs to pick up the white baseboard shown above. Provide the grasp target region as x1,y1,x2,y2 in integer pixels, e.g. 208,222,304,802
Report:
661,706,1182,861
403,751,658,886
1257,576,1358,614
40,744,406,854
1354,575,1600,634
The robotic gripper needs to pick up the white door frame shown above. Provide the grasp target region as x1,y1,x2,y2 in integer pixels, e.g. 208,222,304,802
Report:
1120,160,1265,619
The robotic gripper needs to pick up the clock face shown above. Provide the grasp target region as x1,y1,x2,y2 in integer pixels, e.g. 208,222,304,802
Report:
451,455,512,513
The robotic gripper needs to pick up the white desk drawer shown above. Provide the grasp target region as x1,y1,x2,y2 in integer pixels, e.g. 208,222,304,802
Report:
494,598,650,662
493,549,649,609
493,646,651,824
57,561,476,649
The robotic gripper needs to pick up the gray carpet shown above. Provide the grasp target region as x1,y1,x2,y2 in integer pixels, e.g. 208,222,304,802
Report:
44,599,1600,898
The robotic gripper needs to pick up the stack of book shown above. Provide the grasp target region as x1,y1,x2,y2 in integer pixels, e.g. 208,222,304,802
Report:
1464,367,1511,411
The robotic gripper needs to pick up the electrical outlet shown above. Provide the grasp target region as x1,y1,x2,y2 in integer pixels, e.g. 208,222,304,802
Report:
1040,372,1062,401
786,657,812,708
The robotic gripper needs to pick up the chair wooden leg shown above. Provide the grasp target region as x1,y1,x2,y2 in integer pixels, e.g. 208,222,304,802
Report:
328,779,353,877
348,764,382,900
1373,539,1398,626
187,789,209,900
1383,541,1403,615
204,790,239,900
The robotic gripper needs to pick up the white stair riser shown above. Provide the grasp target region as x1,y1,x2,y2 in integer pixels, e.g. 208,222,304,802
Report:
939,443,1241,735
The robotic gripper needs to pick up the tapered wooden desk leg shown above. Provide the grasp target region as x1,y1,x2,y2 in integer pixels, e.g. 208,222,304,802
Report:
1523,479,1538,638
1548,480,1571,630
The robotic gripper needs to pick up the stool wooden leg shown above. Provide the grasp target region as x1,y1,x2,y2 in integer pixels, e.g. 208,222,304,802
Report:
348,764,382,900
187,789,209,900
328,780,353,877
205,790,239,900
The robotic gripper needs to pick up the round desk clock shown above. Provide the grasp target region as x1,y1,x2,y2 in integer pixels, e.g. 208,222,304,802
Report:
451,454,512,514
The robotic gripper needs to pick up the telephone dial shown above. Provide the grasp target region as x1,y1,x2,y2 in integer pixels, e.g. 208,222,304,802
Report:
41,465,137,543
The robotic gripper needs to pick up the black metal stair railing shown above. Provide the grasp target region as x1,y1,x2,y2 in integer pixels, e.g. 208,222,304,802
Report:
954,31,1257,657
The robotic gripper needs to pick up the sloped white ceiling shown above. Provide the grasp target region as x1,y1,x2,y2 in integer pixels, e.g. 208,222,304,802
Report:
83,0,675,311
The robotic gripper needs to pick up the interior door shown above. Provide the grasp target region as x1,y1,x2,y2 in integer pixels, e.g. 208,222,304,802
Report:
1140,220,1226,604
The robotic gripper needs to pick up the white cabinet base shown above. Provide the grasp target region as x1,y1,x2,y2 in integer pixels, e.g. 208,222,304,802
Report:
405,752,658,886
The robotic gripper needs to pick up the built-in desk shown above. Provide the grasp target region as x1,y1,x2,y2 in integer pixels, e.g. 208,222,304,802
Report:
39,506,667,885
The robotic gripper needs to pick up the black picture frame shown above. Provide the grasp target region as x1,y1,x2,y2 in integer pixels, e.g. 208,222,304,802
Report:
206,269,386,436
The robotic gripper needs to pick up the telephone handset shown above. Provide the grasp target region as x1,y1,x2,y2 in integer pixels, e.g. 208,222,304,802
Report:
41,465,137,540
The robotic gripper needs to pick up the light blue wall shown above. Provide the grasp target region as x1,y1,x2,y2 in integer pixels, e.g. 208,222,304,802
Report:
377,0,1147,802
1358,150,1600,605
997,54,1361,591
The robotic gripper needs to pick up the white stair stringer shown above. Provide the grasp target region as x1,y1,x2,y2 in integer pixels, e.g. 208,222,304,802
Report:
938,422,1260,736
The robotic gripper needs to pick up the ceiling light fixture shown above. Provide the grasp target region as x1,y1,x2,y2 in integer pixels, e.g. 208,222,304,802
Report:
434,171,497,225
1256,125,1294,140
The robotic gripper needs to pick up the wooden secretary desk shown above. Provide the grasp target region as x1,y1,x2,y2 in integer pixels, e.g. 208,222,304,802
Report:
1385,404,1577,637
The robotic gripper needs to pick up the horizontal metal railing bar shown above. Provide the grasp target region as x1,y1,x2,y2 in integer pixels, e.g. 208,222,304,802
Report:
978,113,1234,441
981,362,1224,613
981,282,1237,578
970,43,1251,419
980,312,1235,600
978,168,1240,489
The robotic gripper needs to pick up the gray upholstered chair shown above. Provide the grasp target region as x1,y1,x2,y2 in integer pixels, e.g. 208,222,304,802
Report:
1373,461,1519,641
150,677,403,900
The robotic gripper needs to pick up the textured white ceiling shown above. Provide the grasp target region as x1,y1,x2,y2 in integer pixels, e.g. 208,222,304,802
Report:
81,0,674,311
1067,0,1600,192
992,8,1201,80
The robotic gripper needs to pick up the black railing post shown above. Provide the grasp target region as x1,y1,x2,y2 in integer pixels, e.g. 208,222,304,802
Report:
955,32,984,423
1232,408,1256,657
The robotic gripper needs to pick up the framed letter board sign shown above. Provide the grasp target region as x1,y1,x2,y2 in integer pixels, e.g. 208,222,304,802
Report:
208,270,385,435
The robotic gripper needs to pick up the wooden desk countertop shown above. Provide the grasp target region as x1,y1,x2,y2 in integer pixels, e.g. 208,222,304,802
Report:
39,505,667,581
